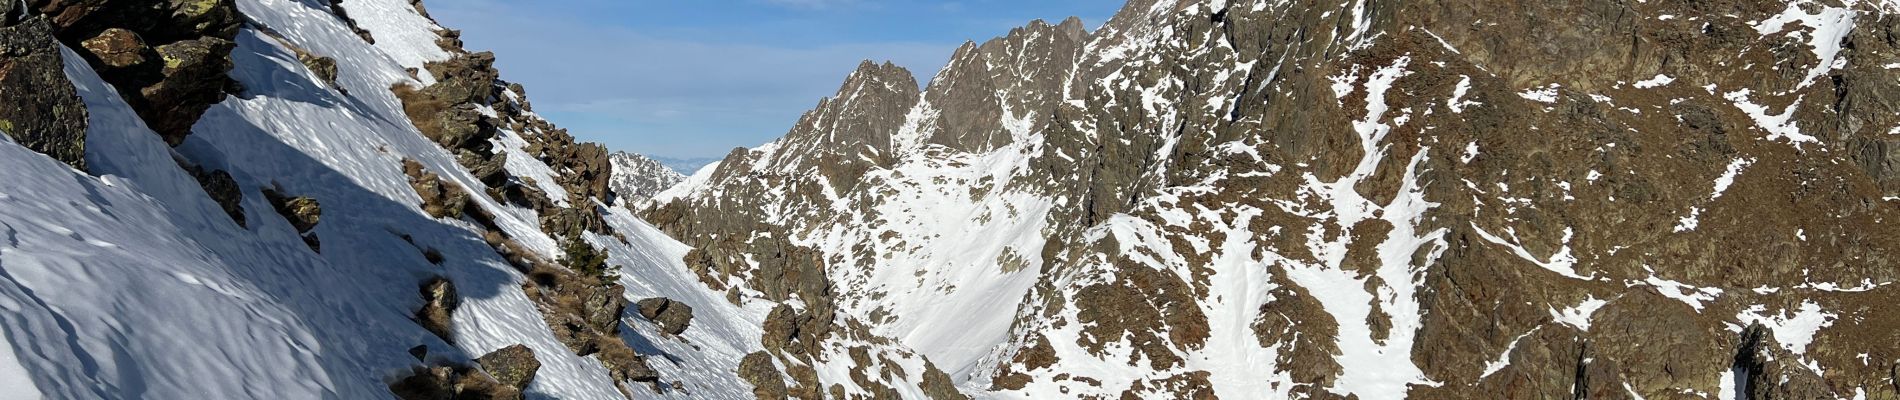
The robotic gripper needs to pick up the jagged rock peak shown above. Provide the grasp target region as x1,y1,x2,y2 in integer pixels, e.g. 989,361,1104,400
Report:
912,16,1092,153
761,59,920,190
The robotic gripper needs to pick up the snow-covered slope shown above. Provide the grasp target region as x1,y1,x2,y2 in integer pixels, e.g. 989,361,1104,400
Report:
0,0,767,398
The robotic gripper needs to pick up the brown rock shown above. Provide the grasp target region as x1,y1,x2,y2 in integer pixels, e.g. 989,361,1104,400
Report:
79,28,146,69
417,277,459,342
0,16,88,171
142,36,237,144
635,297,694,336
738,351,789,400
388,364,521,400
476,345,541,390
181,164,244,227
262,189,321,233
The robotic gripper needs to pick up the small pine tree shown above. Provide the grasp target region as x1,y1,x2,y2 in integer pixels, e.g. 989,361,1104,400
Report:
561,239,618,283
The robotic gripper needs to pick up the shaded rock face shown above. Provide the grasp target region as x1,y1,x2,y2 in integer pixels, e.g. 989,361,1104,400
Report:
651,0,1900,398
738,352,789,400
476,345,541,390
30,0,242,145
403,159,474,220
263,188,322,251
417,277,458,343
0,13,89,171
920,17,1088,153
635,297,693,336
263,189,321,233
182,163,245,227
388,364,520,400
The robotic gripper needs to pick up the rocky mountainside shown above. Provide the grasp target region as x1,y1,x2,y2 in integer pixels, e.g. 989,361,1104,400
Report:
610,151,687,204
646,0,1900,398
0,0,776,398
2,0,1899,399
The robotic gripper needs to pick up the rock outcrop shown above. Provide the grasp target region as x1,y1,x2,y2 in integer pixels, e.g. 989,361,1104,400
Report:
263,188,322,251
181,163,245,226
737,352,788,400
476,345,541,391
416,277,458,343
635,297,693,336
388,364,520,400
30,0,243,145
0,7,88,171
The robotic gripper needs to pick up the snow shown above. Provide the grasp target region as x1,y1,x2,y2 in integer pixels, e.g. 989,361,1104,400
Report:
1518,84,1561,103
0,44,351,399
1753,2,1859,89
1725,89,1820,146
329,0,453,74
1284,57,1449,399
1736,300,1836,372
1675,157,1754,232
0,289,43,400
1641,273,1723,312
1711,157,1754,200
1549,296,1609,331
1633,74,1675,89
1718,367,1739,400
1478,327,1540,380
1448,76,1479,113
496,128,571,203
1674,208,1703,232
1472,225,1592,280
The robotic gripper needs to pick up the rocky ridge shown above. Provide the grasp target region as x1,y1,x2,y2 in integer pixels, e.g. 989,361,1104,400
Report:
649,0,1900,398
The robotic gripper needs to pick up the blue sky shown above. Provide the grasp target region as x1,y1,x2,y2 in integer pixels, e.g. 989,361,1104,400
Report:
427,0,1119,160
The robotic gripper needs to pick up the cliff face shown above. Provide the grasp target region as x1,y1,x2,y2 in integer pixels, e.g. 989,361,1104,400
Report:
651,0,1900,398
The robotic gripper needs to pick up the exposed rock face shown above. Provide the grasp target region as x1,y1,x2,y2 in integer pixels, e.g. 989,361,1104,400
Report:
608,151,685,204
649,0,1900,398
738,351,789,400
78,28,145,69
263,189,321,233
182,163,245,227
416,277,458,342
635,297,693,336
387,17,662,393
404,159,473,219
262,188,322,251
919,18,1088,153
29,0,243,145
0,13,89,171
476,345,541,390
388,364,520,400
